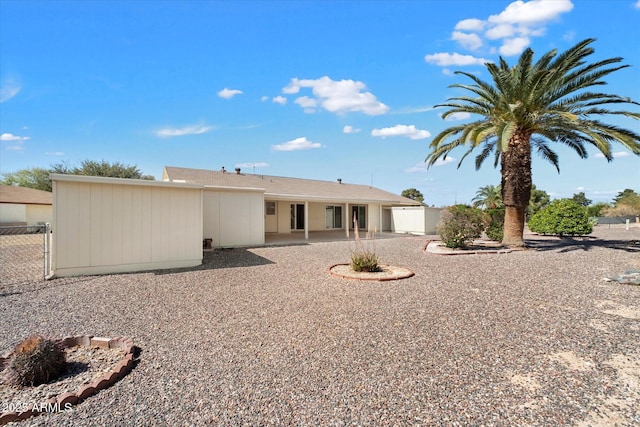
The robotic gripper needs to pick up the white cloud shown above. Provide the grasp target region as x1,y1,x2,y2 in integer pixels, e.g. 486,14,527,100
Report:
283,76,389,115
343,125,361,134
272,96,287,105
0,132,30,142
272,136,322,152
260,96,269,102
451,31,483,50
371,124,431,140
405,162,430,173
635,0,640,9
217,88,243,99
488,0,574,26
156,124,213,137
442,68,454,76
594,151,631,159
0,77,21,103
487,0,573,56
455,18,485,32
576,186,585,191
46,151,65,156
294,96,318,113
236,162,269,168
444,112,472,121
424,52,491,66
485,23,516,40
6,145,24,151
433,157,456,166
499,37,531,56
432,0,575,62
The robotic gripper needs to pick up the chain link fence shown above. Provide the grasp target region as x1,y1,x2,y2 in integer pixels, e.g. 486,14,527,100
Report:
0,224,51,287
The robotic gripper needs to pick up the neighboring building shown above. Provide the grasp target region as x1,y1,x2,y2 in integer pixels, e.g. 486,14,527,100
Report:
162,166,440,247
0,185,53,226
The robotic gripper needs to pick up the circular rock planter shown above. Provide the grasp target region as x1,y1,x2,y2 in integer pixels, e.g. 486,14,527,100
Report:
0,335,136,426
329,264,414,281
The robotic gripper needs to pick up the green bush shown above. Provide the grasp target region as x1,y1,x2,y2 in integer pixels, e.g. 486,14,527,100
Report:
483,207,505,242
5,335,67,386
527,199,593,236
350,251,380,272
437,204,484,248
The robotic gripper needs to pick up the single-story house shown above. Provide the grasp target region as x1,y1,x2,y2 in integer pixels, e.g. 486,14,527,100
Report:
162,166,442,247
0,185,53,227
48,168,442,277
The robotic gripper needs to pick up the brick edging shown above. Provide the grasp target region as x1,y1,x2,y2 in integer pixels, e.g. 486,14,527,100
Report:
0,335,136,426
328,264,415,282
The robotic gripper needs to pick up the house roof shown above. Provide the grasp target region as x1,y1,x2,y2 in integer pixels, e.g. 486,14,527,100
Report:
162,166,421,205
0,185,53,205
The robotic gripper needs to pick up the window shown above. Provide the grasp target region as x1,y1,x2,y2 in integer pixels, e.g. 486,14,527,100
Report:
265,201,276,215
325,205,343,229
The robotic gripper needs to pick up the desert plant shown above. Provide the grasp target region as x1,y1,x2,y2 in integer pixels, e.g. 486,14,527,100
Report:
4,335,67,386
349,213,380,272
528,199,593,236
437,204,484,248
350,250,380,272
484,207,505,242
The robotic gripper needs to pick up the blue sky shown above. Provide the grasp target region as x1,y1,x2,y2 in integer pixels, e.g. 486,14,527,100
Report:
1,0,639,207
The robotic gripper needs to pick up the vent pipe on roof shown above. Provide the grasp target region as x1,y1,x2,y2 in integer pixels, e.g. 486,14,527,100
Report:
337,178,342,184
235,167,241,174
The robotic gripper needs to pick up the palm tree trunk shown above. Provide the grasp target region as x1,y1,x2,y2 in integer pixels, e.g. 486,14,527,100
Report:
503,206,527,246
501,129,532,247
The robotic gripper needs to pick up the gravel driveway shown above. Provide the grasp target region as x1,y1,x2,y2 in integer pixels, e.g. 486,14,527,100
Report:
2,225,639,426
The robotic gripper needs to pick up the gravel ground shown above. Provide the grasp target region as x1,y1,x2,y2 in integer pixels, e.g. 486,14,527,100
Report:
1,225,639,426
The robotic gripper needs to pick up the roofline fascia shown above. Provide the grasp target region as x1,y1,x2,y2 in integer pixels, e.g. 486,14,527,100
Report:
203,185,265,193
265,192,420,205
50,174,204,189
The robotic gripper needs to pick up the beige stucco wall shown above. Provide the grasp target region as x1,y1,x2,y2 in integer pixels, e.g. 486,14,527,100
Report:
203,188,264,247
0,203,26,223
52,176,203,277
26,204,52,225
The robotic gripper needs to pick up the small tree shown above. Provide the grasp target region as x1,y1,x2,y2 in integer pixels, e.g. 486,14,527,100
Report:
1,168,52,192
586,202,609,217
436,205,484,248
528,185,551,217
401,188,424,204
528,199,593,236
472,185,502,209
571,192,592,207
483,207,505,242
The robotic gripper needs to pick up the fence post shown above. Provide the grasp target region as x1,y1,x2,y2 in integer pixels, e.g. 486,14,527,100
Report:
44,223,51,279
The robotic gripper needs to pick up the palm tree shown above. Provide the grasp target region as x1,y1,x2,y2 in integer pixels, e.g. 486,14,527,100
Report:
426,39,640,247
472,185,502,209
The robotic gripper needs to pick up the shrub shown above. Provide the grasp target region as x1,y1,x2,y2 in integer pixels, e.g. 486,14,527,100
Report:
436,204,484,248
483,207,505,242
4,335,67,386
527,199,593,236
350,250,380,272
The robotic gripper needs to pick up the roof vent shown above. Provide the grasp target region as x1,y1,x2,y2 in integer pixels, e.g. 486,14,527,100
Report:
337,178,342,184
235,167,241,174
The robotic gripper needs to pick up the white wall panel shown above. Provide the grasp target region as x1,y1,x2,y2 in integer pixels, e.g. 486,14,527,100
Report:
53,177,202,277
203,189,264,247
